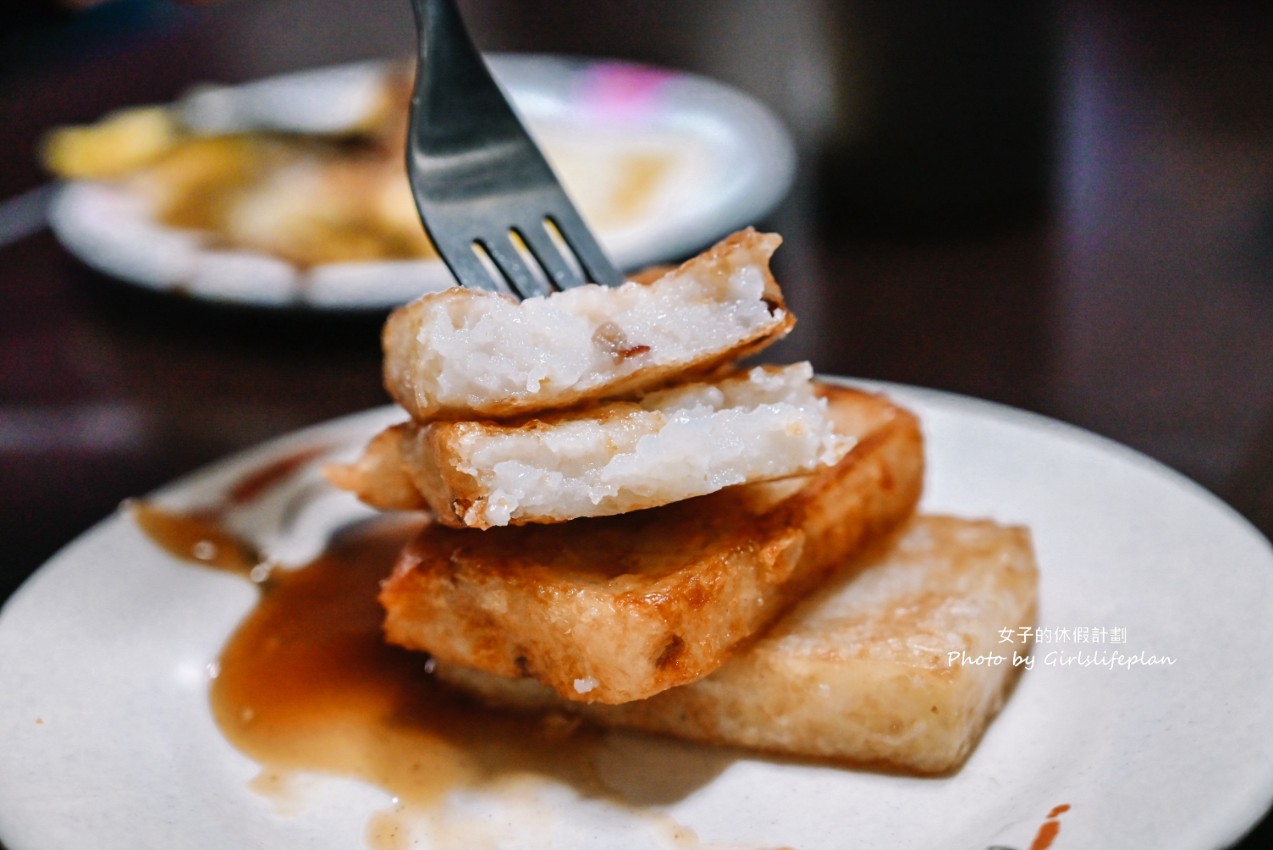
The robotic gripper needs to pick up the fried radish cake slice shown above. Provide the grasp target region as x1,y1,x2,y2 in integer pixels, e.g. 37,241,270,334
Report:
435,515,1039,774
381,228,793,421
380,386,923,704
327,363,849,528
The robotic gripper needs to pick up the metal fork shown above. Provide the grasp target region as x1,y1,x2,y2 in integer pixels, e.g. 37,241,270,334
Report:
406,0,624,297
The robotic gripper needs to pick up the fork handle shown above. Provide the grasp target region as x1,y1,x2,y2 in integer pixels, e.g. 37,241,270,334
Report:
408,0,526,171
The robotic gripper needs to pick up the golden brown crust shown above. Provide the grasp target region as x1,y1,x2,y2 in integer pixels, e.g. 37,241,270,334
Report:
379,386,924,704
396,421,478,526
321,424,429,512
434,515,1040,775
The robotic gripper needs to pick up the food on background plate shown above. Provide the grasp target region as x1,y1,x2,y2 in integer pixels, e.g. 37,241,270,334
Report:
380,385,923,704
436,514,1038,774
39,65,684,273
40,69,429,268
120,134,432,267
42,106,181,180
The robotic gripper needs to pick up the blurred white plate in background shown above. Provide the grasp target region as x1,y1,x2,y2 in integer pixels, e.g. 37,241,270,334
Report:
46,55,796,310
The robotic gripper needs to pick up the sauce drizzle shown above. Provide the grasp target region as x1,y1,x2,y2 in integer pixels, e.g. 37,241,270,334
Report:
131,501,262,577
210,516,611,806
133,502,614,804
1028,802,1071,850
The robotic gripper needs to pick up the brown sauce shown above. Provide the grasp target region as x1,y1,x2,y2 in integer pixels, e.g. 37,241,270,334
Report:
1028,803,1071,850
131,490,737,847
209,517,610,805
131,501,262,576
133,500,611,795
225,446,331,506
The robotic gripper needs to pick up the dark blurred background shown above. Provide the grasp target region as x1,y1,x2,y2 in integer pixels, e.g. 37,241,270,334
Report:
1,0,1271,845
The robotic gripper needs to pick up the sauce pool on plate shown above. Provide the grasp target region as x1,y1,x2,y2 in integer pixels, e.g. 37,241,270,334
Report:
131,501,611,809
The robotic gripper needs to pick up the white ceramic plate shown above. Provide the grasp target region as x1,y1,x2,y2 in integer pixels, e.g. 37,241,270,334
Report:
2,381,1272,850
46,55,796,310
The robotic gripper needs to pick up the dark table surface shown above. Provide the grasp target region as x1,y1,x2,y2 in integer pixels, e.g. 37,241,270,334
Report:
2,0,1271,846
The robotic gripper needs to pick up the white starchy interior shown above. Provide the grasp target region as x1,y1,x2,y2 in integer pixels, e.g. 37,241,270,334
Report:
405,245,783,413
451,363,849,526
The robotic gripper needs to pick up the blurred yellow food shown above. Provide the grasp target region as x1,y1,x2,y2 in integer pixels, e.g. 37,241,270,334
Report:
41,107,180,179
126,135,436,266
40,82,683,271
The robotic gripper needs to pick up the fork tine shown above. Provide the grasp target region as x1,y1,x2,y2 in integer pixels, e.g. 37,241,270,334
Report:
543,205,625,289
482,231,553,299
430,233,503,294
517,220,586,291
